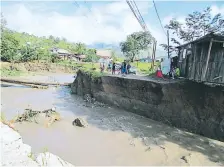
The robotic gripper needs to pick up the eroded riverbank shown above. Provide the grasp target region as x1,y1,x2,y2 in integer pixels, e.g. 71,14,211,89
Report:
1,74,224,166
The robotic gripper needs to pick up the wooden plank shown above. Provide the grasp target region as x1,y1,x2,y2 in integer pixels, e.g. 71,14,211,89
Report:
213,39,224,43
217,50,224,83
192,45,197,80
202,38,213,81
199,46,204,81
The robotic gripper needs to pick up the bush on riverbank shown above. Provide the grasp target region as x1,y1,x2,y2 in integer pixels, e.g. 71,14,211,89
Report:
80,68,105,81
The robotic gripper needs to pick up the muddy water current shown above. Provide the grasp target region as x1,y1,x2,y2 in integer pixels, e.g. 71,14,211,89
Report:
1,74,224,166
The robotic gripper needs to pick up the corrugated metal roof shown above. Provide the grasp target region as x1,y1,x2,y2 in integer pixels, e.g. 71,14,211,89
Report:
57,49,70,54
176,33,224,48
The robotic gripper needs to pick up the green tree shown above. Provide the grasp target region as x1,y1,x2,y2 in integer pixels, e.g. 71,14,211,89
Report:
0,14,20,62
76,43,86,54
84,48,98,62
120,31,153,62
161,7,224,54
0,13,97,63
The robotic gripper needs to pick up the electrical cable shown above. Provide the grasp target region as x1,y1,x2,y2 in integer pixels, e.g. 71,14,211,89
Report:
152,0,167,36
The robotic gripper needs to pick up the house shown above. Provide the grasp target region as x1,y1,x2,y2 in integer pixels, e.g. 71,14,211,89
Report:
177,33,224,84
50,48,71,60
72,54,86,61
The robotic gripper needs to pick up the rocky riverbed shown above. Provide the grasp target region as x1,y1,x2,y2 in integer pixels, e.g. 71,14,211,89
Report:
1,73,224,166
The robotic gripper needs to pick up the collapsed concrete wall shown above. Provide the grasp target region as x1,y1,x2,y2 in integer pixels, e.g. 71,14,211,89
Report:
71,70,224,141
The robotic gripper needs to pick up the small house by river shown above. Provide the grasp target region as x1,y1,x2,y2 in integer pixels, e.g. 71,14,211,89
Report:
177,33,224,84
50,48,71,60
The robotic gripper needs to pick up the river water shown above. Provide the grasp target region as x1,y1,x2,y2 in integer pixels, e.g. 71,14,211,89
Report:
1,74,224,166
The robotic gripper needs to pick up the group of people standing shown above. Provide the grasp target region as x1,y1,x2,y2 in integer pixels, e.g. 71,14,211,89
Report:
102,60,131,75
119,61,131,75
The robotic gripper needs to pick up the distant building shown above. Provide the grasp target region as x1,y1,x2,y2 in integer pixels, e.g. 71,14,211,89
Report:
50,48,71,60
177,33,224,84
72,54,86,62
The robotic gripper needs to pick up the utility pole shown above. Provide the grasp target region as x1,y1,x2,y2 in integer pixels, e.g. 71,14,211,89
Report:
151,39,157,69
167,29,170,59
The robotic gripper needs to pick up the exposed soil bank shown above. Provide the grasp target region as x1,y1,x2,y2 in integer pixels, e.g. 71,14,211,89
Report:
71,70,224,141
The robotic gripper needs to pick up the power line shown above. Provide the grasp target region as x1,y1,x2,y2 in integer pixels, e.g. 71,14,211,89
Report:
126,0,157,61
84,1,100,25
131,1,148,31
152,0,167,36
126,0,148,31
73,1,99,28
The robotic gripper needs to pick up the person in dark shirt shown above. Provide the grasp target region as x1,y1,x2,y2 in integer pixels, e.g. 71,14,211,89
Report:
123,61,127,74
121,62,124,74
112,62,116,75
127,63,131,74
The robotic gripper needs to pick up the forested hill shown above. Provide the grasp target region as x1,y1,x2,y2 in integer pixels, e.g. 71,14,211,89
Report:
0,15,98,63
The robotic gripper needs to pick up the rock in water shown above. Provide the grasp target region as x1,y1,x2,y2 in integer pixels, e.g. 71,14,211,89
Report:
73,118,88,127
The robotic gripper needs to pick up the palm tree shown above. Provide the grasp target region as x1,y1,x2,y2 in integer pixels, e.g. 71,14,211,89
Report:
76,43,86,54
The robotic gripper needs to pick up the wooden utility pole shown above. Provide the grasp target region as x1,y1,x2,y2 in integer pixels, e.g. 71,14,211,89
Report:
167,29,170,59
154,40,157,59
152,40,157,69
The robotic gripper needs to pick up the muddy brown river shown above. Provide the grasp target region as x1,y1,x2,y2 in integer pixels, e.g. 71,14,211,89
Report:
1,74,224,166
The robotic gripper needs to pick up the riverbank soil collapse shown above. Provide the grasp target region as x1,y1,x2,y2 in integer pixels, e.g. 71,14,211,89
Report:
1,72,224,165
71,70,224,141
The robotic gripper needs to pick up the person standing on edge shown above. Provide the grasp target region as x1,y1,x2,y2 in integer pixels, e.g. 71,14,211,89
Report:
171,66,175,79
121,62,124,74
127,63,131,74
123,61,127,75
156,65,164,79
112,62,116,75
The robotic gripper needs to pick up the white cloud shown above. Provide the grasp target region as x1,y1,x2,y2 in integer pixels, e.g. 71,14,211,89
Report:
162,14,185,26
1,1,157,46
211,4,224,17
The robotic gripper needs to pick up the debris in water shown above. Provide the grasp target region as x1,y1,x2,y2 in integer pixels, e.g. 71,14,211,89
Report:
180,153,191,164
83,94,108,108
29,84,48,89
72,118,88,127
145,147,151,151
15,108,61,127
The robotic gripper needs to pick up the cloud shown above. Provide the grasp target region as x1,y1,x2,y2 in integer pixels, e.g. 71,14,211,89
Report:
1,1,156,46
211,4,224,17
162,14,185,26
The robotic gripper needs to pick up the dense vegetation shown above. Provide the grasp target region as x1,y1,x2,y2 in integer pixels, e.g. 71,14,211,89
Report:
0,14,99,63
161,7,224,55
